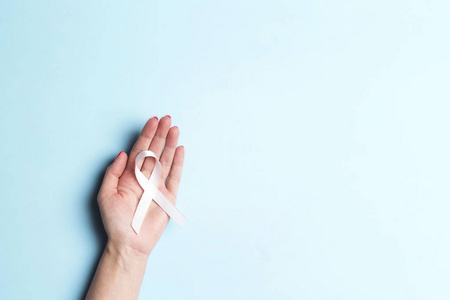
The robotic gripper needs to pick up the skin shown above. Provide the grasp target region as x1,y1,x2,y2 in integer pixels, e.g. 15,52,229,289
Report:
86,115,185,300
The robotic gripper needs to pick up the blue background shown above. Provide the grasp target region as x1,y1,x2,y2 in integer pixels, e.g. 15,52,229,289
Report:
1,1,450,299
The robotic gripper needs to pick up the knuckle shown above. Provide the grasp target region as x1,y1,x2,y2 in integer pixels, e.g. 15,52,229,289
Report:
107,166,121,178
169,174,181,182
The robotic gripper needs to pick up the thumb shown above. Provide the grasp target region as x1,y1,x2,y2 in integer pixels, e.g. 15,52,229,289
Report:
98,151,128,200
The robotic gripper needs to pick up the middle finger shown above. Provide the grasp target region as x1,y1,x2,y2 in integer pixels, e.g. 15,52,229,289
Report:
141,115,172,177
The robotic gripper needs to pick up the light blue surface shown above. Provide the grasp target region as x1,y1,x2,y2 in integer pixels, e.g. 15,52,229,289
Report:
1,1,450,299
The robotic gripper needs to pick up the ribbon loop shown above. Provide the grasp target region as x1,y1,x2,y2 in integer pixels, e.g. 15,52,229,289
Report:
131,150,185,234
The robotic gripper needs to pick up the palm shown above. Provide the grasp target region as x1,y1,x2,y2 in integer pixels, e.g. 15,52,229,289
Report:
97,116,184,256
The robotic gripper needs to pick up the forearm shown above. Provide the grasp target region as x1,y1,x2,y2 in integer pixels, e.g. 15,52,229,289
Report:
86,241,149,300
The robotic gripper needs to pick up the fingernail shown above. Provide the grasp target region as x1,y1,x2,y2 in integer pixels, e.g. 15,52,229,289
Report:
165,115,171,119
153,116,158,121
116,151,124,159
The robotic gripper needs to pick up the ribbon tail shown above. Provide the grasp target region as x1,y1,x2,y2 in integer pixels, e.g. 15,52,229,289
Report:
132,186,157,234
154,189,185,229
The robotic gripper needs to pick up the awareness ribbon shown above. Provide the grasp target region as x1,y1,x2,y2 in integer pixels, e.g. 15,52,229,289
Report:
131,150,185,234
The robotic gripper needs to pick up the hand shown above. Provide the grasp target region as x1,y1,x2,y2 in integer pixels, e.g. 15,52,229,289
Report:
97,115,185,257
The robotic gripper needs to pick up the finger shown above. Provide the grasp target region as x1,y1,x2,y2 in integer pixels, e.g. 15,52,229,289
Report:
126,117,158,172
160,126,180,181
98,151,128,200
166,145,184,196
141,115,171,176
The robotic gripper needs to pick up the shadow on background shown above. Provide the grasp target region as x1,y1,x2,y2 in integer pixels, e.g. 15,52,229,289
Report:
79,130,141,300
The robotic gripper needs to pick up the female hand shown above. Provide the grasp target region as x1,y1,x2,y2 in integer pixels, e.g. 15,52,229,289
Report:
86,115,185,300
98,115,185,257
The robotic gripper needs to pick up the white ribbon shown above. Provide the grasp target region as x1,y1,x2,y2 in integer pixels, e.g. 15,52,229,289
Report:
131,150,185,234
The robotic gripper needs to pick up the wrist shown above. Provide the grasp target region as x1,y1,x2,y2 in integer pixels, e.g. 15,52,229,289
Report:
105,240,149,268
86,240,148,299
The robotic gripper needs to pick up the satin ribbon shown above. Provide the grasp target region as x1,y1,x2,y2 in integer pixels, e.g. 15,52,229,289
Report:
131,150,185,234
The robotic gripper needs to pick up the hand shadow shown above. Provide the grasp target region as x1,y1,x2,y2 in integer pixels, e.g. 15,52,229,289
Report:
79,130,140,300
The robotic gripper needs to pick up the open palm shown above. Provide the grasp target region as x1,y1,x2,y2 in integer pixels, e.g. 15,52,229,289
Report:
97,116,184,256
